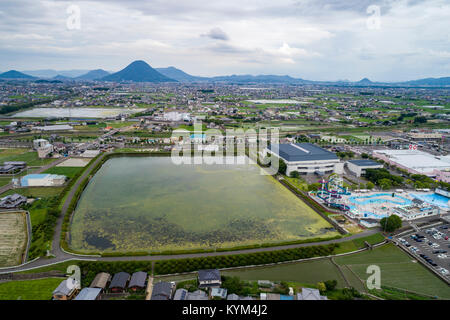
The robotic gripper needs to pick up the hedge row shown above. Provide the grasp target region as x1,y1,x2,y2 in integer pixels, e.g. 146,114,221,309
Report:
154,243,338,275
74,243,338,285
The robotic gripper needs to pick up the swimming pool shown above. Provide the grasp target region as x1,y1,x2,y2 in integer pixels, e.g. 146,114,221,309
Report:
412,193,450,209
348,193,412,206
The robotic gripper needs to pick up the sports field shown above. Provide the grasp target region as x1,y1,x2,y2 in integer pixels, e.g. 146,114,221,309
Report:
0,212,28,267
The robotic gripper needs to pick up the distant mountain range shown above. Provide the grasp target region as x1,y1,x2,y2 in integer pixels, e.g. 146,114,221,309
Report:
0,60,449,86
76,69,110,80
102,60,175,82
0,70,36,80
155,66,208,82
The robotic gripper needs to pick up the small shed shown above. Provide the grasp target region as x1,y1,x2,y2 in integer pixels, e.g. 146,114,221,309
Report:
128,271,147,292
109,272,130,293
90,272,111,291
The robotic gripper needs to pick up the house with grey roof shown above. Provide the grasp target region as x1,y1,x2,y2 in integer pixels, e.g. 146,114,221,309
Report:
266,143,343,176
173,288,189,300
210,287,227,299
187,290,208,300
0,193,27,209
297,288,328,300
198,269,221,288
128,271,147,292
52,278,81,300
151,282,174,300
109,272,130,293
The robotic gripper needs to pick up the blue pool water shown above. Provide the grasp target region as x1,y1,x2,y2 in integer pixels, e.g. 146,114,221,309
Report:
348,193,412,206
412,193,450,209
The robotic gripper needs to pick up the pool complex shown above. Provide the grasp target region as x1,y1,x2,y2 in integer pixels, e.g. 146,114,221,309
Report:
411,193,450,210
347,193,413,219
348,193,412,206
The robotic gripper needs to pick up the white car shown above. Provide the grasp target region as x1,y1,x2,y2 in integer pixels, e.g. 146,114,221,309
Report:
431,243,440,248
437,254,447,259
398,238,405,242
440,268,449,275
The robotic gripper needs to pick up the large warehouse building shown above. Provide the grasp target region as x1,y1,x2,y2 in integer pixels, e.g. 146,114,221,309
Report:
372,149,450,182
19,174,67,187
266,143,343,176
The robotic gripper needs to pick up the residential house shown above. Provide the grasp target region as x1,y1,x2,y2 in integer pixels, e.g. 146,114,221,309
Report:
52,278,81,300
109,272,130,293
128,271,147,292
198,269,221,288
151,282,174,300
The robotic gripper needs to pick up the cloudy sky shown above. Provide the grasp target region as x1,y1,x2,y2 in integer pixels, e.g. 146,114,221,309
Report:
0,0,449,81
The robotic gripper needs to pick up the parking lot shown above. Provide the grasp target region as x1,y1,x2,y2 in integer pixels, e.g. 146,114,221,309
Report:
395,223,450,280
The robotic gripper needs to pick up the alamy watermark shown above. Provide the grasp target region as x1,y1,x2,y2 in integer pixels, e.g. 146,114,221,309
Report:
366,264,381,290
66,4,81,30
366,5,381,30
170,121,280,175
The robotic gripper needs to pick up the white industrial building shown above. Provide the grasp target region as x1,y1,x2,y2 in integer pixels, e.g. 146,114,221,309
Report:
266,143,343,176
346,159,384,177
372,149,450,182
18,174,66,187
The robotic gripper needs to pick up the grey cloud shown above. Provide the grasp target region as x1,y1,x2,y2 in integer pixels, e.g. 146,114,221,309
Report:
201,27,229,41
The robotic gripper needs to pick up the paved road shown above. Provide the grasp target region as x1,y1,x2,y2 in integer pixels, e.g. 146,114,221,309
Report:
0,152,382,274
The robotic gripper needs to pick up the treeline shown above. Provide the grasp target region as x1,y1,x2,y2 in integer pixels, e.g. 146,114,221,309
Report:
154,244,337,275
74,243,337,285
365,168,404,190
24,197,60,259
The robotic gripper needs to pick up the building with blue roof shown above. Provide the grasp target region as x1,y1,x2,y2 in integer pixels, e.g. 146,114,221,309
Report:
266,143,343,176
20,173,67,187
74,287,102,300
346,159,383,177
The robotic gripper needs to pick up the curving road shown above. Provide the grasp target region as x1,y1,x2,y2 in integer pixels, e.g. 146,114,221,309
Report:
0,152,381,274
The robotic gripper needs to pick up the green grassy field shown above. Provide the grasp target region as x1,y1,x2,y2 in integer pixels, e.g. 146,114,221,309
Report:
222,259,349,288
43,166,83,179
1,187,64,198
0,148,56,167
335,244,450,299
0,278,62,300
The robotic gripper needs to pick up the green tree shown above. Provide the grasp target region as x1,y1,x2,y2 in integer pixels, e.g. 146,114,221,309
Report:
324,280,338,291
378,178,392,190
278,158,287,175
366,181,375,190
317,282,326,293
380,214,402,232
290,171,300,179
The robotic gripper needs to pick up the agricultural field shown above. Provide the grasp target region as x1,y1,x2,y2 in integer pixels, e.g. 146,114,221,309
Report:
43,166,83,179
0,148,56,167
0,212,28,267
0,278,62,300
0,187,64,198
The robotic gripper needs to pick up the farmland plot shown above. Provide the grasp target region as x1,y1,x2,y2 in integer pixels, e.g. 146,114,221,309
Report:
0,212,28,267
